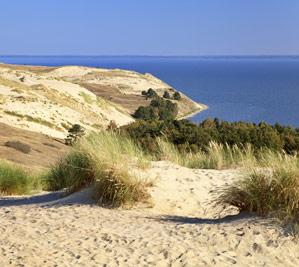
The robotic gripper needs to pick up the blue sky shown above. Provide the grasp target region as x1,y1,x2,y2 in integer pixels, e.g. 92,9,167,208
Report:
1,0,298,56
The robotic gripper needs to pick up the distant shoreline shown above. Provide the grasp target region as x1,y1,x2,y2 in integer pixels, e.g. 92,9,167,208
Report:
179,103,208,120
1,55,299,59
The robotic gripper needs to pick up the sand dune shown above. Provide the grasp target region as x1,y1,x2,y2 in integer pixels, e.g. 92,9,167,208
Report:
0,64,205,139
1,161,298,267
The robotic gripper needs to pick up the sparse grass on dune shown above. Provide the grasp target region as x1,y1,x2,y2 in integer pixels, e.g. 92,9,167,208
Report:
0,161,42,195
44,131,150,207
217,152,299,228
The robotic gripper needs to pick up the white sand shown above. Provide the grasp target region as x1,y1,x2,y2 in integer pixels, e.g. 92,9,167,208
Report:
1,161,298,267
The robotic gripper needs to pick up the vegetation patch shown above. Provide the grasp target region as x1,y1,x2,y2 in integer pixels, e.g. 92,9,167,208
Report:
121,119,299,155
133,96,178,120
0,161,41,195
5,141,31,154
80,91,94,104
217,154,299,228
0,76,29,93
45,131,150,207
4,110,62,130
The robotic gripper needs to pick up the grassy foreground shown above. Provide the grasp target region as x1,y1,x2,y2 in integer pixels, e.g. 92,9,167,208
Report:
0,131,150,206
2,130,299,226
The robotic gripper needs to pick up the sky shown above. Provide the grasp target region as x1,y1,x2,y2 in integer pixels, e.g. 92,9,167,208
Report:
0,0,299,56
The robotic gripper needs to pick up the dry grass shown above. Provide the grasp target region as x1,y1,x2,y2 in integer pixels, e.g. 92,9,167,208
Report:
45,131,150,207
217,152,299,229
157,139,257,169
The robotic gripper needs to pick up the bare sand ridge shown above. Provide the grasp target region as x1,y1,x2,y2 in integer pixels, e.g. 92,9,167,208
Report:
1,161,298,267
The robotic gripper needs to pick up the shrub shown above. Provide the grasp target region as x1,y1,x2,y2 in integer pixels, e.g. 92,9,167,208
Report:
133,97,178,121
65,124,85,146
133,106,158,120
142,88,158,99
173,92,182,100
163,91,171,99
5,141,31,154
0,161,41,195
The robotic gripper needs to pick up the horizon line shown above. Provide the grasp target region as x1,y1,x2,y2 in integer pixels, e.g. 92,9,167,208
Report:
1,54,299,58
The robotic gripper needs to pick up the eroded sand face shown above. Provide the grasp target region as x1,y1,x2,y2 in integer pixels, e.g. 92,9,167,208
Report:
0,161,298,267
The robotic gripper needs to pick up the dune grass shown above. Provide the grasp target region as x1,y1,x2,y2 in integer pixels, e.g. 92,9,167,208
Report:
217,152,299,227
44,131,150,206
157,139,257,169
0,161,42,195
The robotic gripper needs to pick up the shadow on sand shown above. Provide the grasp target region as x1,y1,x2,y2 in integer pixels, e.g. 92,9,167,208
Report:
153,212,259,225
0,188,94,207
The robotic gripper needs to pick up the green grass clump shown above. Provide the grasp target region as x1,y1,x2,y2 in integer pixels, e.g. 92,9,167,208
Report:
0,161,41,195
44,131,150,207
217,153,299,226
43,151,94,193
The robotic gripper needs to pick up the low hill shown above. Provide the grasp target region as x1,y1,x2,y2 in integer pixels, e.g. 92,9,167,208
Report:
0,63,206,139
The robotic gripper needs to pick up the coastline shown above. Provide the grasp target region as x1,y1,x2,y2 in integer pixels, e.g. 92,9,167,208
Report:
178,103,208,120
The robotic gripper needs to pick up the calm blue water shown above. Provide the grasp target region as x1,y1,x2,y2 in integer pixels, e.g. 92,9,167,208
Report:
1,56,299,126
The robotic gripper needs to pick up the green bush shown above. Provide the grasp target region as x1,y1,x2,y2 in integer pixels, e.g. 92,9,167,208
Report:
122,118,299,155
163,91,171,99
133,97,178,121
141,88,158,99
173,92,182,100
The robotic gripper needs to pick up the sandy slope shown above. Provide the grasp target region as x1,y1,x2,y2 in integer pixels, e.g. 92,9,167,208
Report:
1,161,298,267
0,64,205,139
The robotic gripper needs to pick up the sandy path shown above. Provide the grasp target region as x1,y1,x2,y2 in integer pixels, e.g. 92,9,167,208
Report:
0,162,298,267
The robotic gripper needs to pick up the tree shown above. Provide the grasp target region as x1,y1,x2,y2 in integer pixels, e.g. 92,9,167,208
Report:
163,91,171,99
133,106,158,120
65,124,85,145
141,88,158,99
146,88,158,99
133,97,178,121
173,92,182,100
